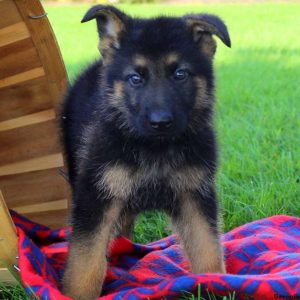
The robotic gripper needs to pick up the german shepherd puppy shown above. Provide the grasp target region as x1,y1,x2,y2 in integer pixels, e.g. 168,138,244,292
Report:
61,5,231,300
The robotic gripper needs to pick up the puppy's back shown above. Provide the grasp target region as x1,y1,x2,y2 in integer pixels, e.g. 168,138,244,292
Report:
61,61,102,183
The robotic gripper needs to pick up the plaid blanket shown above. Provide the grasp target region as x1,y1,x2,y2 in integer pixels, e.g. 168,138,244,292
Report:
11,211,300,300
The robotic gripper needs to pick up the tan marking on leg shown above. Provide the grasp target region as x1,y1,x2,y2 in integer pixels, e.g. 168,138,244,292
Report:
172,196,225,274
62,205,122,300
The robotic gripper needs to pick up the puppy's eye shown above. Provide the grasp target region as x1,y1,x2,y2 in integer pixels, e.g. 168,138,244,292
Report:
128,74,143,86
173,69,188,81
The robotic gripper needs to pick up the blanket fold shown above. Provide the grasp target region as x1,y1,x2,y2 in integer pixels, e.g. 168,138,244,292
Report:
11,211,300,300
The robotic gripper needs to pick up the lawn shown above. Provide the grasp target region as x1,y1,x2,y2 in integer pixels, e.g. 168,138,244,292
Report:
46,2,300,241
1,2,299,299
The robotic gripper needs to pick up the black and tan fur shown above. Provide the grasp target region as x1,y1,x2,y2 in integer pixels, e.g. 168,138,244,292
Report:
61,5,231,300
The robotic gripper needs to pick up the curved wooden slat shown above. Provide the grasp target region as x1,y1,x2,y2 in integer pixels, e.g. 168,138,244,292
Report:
0,109,55,132
0,0,22,29
14,0,67,110
0,77,53,122
0,38,41,80
0,0,69,228
0,119,61,166
0,22,30,47
0,153,64,176
13,199,68,214
0,167,68,207
0,67,45,89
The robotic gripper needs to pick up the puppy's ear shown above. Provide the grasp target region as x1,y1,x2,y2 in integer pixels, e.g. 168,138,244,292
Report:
82,5,128,56
184,14,231,58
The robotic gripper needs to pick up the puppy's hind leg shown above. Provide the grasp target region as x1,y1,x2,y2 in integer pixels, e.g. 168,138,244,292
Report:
115,211,137,240
62,201,122,300
171,189,225,274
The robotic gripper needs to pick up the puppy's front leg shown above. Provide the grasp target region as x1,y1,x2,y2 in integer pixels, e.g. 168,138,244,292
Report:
172,187,225,274
62,193,122,300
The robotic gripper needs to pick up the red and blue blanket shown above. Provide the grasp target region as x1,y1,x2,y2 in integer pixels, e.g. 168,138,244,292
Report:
11,211,300,300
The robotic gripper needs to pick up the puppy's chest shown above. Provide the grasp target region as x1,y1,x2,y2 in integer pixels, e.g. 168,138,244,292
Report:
97,161,207,199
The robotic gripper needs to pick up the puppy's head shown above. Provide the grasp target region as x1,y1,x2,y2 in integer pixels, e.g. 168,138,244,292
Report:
82,6,231,139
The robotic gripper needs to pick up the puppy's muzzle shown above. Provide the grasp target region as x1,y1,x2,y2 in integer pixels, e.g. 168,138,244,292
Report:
149,111,173,132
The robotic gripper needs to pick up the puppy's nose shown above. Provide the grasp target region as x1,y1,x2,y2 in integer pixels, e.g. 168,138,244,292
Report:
149,112,173,131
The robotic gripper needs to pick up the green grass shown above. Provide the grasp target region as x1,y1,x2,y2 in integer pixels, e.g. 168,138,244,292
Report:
0,282,31,300
46,2,300,239
181,285,236,300
0,265,34,300
1,2,299,299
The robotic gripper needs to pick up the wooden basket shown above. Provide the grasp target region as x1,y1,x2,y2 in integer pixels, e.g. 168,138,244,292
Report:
0,0,69,227
0,0,69,281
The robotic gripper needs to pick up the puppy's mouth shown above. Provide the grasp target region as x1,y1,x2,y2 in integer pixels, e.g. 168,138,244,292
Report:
132,118,187,141
146,130,183,142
